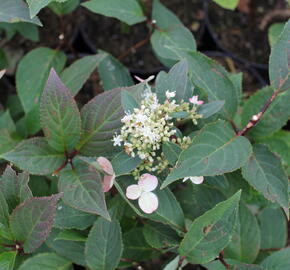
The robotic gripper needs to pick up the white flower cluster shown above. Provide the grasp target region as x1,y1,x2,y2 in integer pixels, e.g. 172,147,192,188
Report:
113,89,202,177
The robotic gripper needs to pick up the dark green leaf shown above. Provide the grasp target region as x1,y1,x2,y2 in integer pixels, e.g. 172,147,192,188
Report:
111,151,141,176
0,190,9,227
121,90,139,114
55,230,86,242
49,0,80,15
179,191,241,264
268,23,285,47
82,0,146,25
10,193,62,253
58,163,110,220
0,129,20,155
162,142,182,166
0,251,17,270
85,218,123,270
163,121,252,188
0,166,32,212
260,247,290,270
40,68,81,153
197,100,225,119
0,111,15,132
18,252,72,270
241,144,289,211
1,137,65,175
258,208,287,249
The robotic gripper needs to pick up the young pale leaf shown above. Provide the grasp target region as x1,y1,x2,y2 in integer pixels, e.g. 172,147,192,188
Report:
197,100,225,119
1,137,65,175
18,252,72,270
269,20,290,91
0,251,17,270
162,142,182,166
241,86,290,137
85,218,123,270
58,163,110,220
179,191,241,264
0,0,41,25
55,230,86,242
121,90,139,114
186,52,238,119
241,144,289,212
163,256,188,270
212,0,239,10
155,59,192,103
0,166,32,212
40,68,81,153
10,193,62,253
82,0,145,25
97,50,134,91
46,229,86,266
258,208,287,249
115,176,185,232
54,201,97,230
111,151,141,176
163,121,252,188
260,247,290,270
143,221,180,249
61,54,104,96
224,204,261,263
151,0,196,63
77,83,145,156
16,47,66,114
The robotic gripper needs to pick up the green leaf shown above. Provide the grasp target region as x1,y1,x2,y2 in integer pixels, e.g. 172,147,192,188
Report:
115,176,185,232
2,22,39,41
241,86,290,137
54,201,97,230
26,0,53,18
163,121,252,188
0,0,41,25
49,0,80,16
82,0,146,25
85,218,123,270
77,83,145,156
268,23,285,47
0,129,20,155
1,137,65,175
58,163,110,220
16,47,66,114
0,251,17,270
155,59,192,103
212,0,239,10
0,190,9,227
61,54,104,96
162,142,182,166
46,229,86,266
151,0,196,63
18,252,71,270
55,230,86,242
224,203,261,263
0,166,32,212
241,144,289,211
40,68,81,153
0,111,15,132
143,221,180,249
97,50,134,91
269,20,290,91
121,90,139,113
111,151,141,176
10,193,62,253
186,52,238,119
258,208,287,249
229,72,243,100
179,191,241,264
260,247,290,270
197,100,225,119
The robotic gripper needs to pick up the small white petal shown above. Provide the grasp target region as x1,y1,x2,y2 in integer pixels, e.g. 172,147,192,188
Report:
138,173,158,192
138,192,158,214
185,176,204,185
102,175,115,192
97,157,114,175
126,184,142,200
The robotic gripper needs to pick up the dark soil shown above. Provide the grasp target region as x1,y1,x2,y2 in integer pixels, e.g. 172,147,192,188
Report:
207,0,289,65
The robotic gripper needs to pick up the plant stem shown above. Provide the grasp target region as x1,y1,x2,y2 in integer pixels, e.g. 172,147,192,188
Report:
218,252,230,270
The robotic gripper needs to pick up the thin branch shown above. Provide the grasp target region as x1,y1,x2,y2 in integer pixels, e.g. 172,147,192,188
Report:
218,252,231,270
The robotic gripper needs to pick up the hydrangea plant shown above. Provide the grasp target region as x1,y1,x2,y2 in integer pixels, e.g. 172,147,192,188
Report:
0,0,289,269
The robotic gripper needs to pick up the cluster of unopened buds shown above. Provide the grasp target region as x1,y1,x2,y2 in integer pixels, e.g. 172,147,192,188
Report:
112,89,203,177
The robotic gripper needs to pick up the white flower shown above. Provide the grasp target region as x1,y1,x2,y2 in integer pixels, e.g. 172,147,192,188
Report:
135,113,148,124
166,90,176,99
126,173,159,214
112,134,122,146
121,114,133,123
189,95,204,105
183,176,204,185
97,157,115,192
